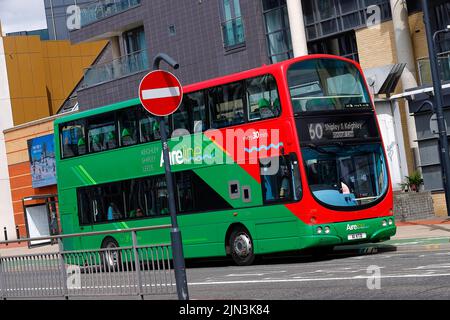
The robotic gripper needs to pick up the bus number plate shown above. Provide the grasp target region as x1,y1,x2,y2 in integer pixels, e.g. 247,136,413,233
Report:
348,233,367,240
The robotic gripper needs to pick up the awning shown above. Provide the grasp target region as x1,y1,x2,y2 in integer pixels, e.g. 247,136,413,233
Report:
363,63,406,96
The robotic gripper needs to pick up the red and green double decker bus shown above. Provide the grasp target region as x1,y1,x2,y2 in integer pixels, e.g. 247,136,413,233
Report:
55,54,396,266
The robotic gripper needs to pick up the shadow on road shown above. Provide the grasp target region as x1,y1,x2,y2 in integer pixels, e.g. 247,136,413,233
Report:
185,244,398,269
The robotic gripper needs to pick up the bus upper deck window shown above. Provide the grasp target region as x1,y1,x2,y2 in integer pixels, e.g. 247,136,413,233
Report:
87,114,117,152
61,120,86,159
209,82,245,129
118,108,138,147
246,75,280,121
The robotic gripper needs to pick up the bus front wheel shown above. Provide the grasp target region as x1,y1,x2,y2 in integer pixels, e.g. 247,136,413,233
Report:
101,237,121,271
229,227,256,266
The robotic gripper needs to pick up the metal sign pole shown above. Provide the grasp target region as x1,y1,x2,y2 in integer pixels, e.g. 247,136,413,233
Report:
153,53,189,300
422,0,450,217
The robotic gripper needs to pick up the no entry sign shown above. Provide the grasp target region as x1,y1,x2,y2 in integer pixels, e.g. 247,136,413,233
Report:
138,70,183,116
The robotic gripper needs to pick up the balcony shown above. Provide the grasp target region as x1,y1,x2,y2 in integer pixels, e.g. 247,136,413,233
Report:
83,49,149,88
80,0,141,27
417,51,450,86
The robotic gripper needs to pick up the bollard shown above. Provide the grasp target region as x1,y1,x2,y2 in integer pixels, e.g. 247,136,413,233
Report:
3,228,7,246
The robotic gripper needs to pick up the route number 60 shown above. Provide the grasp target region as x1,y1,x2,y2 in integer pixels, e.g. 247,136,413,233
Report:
309,123,324,140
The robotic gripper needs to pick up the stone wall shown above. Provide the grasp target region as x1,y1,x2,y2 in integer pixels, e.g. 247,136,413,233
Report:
393,191,435,222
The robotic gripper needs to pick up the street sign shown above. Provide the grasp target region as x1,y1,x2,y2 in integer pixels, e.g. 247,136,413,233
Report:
138,70,183,116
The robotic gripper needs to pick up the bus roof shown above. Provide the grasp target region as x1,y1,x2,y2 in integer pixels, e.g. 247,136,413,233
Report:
54,54,360,125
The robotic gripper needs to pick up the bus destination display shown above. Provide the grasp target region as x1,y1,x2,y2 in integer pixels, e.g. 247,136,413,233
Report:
297,114,379,144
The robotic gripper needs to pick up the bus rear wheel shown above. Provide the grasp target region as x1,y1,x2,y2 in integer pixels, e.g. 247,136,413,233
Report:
229,227,256,266
101,237,121,271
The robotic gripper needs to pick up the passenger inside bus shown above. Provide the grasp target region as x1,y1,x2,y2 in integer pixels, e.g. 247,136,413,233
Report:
121,128,134,146
107,202,121,221
77,137,86,154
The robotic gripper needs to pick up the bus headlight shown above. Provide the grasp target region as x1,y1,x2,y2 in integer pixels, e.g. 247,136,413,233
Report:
316,227,323,234
382,220,387,227
324,226,331,234
388,219,393,226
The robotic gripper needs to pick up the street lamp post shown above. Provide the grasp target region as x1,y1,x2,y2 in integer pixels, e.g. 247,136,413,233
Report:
422,0,450,216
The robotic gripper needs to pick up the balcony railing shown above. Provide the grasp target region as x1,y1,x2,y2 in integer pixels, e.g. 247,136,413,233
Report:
80,0,141,27
417,51,450,86
83,49,149,88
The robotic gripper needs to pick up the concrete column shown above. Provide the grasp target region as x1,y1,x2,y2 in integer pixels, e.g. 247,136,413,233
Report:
111,36,121,60
389,0,419,167
286,0,308,57
110,36,122,77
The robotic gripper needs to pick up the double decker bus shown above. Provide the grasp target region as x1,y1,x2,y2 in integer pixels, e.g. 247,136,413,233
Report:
55,54,396,266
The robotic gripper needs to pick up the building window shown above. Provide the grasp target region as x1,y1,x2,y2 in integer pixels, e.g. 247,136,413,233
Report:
220,0,245,48
301,0,392,42
262,0,293,63
123,26,146,55
308,31,359,62
435,2,450,53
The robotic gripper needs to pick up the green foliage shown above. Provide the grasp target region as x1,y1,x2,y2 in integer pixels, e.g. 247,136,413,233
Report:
400,171,424,192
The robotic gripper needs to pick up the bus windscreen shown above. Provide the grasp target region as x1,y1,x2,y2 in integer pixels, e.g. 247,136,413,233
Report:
287,58,372,113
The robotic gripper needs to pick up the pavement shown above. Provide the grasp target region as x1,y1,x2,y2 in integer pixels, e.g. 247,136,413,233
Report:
1,217,449,257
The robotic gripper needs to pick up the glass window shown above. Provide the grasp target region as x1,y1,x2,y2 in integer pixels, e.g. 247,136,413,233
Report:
103,183,125,222
260,154,301,204
339,0,358,14
142,176,169,216
318,0,335,20
78,186,107,224
288,58,371,113
124,26,146,54
172,92,207,136
302,143,388,208
220,0,245,48
246,75,280,121
172,102,190,137
263,1,292,63
187,92,207,133
209,82,245,128
87,114,117,152
118,108,138,146
139,110,169,143
60,120,86,158
176,172,194,213
123,179,147,219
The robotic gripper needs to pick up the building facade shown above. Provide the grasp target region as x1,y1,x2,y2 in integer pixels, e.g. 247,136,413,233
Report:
0,26,106,240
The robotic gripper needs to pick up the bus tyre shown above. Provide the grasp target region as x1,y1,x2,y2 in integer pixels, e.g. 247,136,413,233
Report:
101,237,121,272
229,227,256,266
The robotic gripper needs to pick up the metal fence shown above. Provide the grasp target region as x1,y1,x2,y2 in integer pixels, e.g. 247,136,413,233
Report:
0,225,177,299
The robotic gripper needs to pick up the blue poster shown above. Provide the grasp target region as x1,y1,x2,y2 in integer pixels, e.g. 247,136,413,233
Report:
27,134,57,188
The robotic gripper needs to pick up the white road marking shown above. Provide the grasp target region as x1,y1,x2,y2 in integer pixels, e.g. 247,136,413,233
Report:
142,87,180,100
226,271,287,277
188,273,450,286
